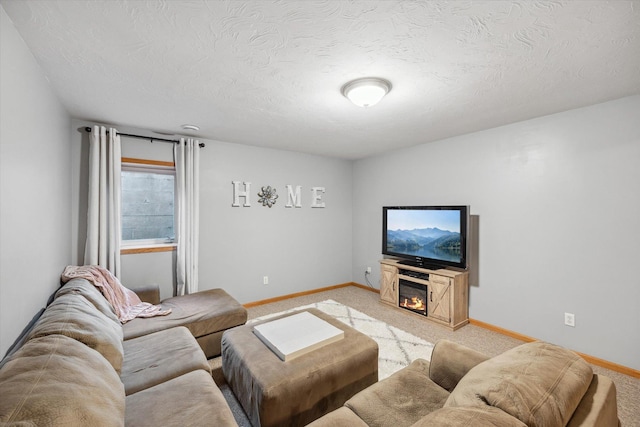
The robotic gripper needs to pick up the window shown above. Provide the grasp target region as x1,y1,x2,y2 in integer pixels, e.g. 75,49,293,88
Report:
121,158,176,247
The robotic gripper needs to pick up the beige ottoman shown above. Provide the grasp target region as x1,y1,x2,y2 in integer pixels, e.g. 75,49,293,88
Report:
221,308,379,427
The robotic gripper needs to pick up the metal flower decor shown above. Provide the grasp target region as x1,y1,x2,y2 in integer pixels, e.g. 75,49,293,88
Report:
258,186,278,208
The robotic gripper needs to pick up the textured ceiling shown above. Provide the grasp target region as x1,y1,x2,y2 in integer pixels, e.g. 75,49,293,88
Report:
3,0,640,159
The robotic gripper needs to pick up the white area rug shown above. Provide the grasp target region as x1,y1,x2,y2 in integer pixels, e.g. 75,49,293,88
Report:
249,299,434,379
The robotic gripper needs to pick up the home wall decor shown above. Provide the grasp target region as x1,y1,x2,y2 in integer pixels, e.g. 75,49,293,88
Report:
232,181,325,208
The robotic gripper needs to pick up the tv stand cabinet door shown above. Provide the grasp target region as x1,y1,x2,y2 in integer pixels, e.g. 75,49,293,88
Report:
380,264,398,306
428,275,451,323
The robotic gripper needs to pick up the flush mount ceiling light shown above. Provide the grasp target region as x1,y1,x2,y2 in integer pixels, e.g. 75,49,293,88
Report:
341,77,392,107
181,124,200,131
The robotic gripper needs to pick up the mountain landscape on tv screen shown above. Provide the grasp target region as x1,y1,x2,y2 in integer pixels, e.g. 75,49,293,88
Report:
387,227,461,260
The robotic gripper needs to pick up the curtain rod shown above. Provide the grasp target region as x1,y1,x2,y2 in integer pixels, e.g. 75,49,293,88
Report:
84,127,205,148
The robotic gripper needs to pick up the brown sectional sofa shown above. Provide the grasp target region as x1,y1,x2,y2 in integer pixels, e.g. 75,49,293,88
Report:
0,278,247,426
307,339,620,427
1,277,621,427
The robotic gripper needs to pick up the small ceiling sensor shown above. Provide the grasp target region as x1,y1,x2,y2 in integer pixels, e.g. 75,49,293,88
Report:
181,124,200,131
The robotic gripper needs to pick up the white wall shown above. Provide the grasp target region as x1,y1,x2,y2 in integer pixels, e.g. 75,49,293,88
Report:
70,121,354,304
0,6,72,357
200,140,353,303
352,95,640,370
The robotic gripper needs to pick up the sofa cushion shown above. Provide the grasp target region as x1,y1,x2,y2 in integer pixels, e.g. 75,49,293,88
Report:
121,326,210,395
125,370,237,427
0,334,125,426
445,341,593,427
412,406,527,426
345,359,449,427
28,292,124,373
56,277,119,323
305,406,370,427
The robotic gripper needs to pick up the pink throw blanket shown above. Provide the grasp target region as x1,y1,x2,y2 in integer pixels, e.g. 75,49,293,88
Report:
61,265,171,323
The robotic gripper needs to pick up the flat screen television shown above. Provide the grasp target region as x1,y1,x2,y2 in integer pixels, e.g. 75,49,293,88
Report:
382,205,469,270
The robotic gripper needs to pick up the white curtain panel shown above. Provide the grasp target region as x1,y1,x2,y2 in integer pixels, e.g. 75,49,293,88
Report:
174,138,200,295
84,125,122,277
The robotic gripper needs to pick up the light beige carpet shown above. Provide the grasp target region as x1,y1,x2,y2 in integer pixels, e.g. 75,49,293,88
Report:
214,285,639,426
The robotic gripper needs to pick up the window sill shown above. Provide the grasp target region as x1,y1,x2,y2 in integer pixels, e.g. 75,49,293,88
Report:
121,244,177,255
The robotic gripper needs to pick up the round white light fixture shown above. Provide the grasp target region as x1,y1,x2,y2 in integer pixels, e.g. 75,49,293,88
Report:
341,77,392,107
181,124,200,131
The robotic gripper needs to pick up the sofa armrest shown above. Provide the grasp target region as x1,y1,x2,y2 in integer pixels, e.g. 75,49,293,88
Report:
429,339,489,392
566,374,620,427
130,285,161,305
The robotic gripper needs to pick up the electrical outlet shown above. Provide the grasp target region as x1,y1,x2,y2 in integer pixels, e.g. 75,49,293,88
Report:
564,312,575,327
263,276,269,285
366,267,372,274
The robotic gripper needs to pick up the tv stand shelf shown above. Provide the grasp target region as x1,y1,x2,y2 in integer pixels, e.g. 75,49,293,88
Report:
379,259,469,330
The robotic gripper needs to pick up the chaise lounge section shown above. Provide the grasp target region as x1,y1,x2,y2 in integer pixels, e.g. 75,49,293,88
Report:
123,284,248,358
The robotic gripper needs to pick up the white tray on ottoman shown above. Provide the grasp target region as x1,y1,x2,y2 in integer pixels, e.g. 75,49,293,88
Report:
253,311,344,361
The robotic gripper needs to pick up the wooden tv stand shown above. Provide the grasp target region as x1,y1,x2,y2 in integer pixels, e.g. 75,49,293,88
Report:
379,259,469,330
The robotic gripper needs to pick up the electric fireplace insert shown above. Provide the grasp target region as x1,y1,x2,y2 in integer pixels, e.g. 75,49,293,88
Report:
398,279,427,316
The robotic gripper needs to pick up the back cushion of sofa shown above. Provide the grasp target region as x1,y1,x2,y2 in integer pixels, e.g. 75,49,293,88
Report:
28,292,124,373
0,334,125,426
55,277,119,323
445,341,593,427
